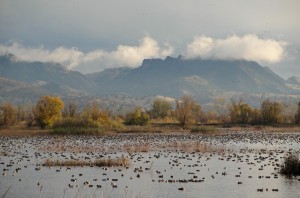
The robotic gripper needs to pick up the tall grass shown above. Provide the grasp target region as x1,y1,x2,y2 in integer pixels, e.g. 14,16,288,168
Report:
43,157,130,167
123,143,150,152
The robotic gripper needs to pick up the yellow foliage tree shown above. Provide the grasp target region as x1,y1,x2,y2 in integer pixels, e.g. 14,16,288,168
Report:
126,107,150,126
34,96,64,128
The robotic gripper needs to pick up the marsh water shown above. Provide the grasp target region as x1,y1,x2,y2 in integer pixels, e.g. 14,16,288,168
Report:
1,132,300,198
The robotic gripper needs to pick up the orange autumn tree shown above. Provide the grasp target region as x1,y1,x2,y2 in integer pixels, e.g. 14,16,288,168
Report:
34,96,64,128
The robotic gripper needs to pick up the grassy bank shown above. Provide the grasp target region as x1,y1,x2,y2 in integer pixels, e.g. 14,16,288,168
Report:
190,126,220,134
2,122,300,136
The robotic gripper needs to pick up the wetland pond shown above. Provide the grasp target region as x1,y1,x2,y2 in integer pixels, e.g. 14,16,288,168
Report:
1,131,300,198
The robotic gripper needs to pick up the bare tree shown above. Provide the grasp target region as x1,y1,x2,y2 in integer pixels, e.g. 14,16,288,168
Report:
175,95,201,127
213,98,229,123
229,99,253,124
261,99,283,124
63,102,77,117
295,102,300,123
0,102,17,127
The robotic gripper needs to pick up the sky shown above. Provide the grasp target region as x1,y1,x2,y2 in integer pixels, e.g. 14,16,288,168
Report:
0,0,299,78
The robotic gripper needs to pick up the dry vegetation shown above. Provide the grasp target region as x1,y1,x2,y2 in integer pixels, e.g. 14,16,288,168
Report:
2,95,300,136
123,143,151,153
42,157,130,167
0,122,50,136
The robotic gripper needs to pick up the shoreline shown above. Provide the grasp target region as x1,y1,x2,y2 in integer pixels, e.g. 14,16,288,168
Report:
1,124,300,136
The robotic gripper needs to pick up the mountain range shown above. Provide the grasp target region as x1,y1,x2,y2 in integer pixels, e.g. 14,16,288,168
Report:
1,54,300,108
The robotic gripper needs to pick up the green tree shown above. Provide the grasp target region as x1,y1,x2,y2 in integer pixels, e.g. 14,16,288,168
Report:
175,95,201,127
126,107,150,126
34,96,64,128
261,99,283,124
0,103,17,127
150,99,173,119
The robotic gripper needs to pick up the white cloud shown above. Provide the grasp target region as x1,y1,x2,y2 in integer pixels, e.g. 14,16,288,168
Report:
0,42,84,68
0,36,174,73
185,34,287,64
106,36,174,67
0,34,289,74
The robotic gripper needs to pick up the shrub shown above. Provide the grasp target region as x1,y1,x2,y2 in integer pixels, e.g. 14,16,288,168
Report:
125,107,150,126
52,116,125,135
280,154,300,175
52,117,104,135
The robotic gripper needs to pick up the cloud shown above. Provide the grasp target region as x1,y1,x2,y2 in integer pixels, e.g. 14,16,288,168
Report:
0,34,288,74
0,42,84,69
185,34,287,64
101,36,174,68
0,36,174,73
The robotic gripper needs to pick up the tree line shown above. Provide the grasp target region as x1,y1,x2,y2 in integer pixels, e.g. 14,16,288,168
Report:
1,95,300,129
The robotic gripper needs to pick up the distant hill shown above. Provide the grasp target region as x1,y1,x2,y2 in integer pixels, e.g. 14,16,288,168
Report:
0,77,48,103
90,56,291,97
0,54,299,106
0,54,93,94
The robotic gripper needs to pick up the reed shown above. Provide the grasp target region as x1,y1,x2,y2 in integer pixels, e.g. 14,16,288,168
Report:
42,157,130,167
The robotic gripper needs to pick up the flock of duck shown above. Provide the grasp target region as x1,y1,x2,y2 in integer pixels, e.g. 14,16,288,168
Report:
0,131,300,197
